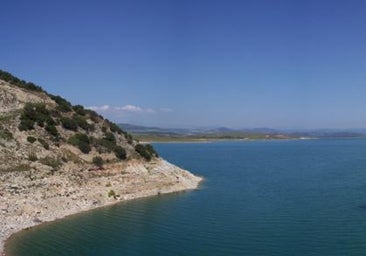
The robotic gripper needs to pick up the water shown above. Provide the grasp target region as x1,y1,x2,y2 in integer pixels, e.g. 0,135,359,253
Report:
6,139,366,255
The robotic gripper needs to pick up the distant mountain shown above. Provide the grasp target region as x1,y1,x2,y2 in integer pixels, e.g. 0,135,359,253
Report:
119,123,366,140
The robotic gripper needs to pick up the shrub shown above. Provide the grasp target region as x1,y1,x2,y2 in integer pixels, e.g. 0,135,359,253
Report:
49,94,72,112
114,146,127,160
145,144,159,157
28,153,38,162
0,127,13,140
92,156,104,167
18,119,35,131
108,189,116,198
27,136,37,143
0,70,44,92
39,156,62,172
45,124,60,138
68,133,91,154
61,117,78,131
73,105,86,116
135,144,152,161
18,103,53,131
72,114,90,131
38,138,49,150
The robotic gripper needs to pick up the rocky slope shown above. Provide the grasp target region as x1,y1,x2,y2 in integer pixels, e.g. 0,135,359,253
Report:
0,71,202,255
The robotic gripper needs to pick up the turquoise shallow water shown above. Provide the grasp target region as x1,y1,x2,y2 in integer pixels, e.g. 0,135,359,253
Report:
6,139,366,255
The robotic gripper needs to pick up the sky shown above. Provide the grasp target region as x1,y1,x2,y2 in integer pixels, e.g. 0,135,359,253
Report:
1,0,366,129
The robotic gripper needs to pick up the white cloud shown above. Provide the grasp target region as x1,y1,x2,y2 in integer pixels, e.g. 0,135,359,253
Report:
88,105,110,111
86,104,169,115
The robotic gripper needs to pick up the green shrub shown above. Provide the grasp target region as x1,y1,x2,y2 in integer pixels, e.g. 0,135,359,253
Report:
108,189,116,198
61,117,78,131
18,103,53,131
45,124,60,137
72,114,90,131
0,70,44,92
18,119,35,131
135,144,158,161
27,136,37,143
37,138,50,150
49,94,72,112
73,105,86,116
68,133,91,154
0,127,13,140
114,146,127,160
92,156,104,167
28,153,38,162
145,144,159,157
39,156,62,172
135,144,152,161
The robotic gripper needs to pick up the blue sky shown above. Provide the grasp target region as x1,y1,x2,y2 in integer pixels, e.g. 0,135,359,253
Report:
1,0,366,128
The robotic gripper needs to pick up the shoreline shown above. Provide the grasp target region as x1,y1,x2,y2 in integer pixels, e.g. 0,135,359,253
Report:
0,159,203,256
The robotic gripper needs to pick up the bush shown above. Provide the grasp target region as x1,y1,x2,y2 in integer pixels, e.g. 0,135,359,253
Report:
0,127,13,140
0,70,44,92
18,103,53,131
19,119,35,131
28,153,38,162
61,117,78,131
72,114,90,131
73,105,86,116
108,189,116,198
114,146,127,160
92,156,104,167
27,136,37,143
45,124,60,138
145,144,159,157
68,133,91,154
135,144,152,161
38,138,49,150
49,94,72,112
39,156,62,172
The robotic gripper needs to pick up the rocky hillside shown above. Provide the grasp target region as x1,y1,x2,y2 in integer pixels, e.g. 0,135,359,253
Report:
0,70,158,174
0,70,202,254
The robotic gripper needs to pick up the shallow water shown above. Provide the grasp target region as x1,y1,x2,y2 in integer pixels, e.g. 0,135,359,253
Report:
6,139,366,255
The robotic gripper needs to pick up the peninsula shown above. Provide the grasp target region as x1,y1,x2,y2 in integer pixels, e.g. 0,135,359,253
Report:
0,71,202,255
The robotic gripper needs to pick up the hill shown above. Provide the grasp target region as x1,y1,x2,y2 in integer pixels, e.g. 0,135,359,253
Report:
0,70,202,254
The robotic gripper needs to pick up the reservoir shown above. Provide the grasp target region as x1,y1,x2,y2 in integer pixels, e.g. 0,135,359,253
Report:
6,139,366,255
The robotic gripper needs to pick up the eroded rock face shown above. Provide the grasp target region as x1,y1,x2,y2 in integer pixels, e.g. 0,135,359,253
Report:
0,77,202,254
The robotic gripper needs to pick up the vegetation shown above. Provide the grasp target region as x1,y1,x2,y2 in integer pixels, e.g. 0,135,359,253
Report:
68,133,91,154
135,144,158,161
61,117,78,131
28,152,38,162
0,70,44,92
27,136,37,143
18,103,53,131
114,146,127,160
72,114,90,131
73,105,86,116
39,156,62,172
0,126,13,140
38,138,50,150
92,156,104,167
108,189,116,198
49,94,72,113
1,70,157,166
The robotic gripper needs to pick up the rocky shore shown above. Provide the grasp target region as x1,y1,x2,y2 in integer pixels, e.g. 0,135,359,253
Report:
0,158,202,255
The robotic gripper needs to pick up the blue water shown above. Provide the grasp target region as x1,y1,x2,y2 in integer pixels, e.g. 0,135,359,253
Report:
6,139,366,255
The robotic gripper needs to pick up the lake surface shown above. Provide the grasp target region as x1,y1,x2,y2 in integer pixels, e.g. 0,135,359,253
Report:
6,139,366,255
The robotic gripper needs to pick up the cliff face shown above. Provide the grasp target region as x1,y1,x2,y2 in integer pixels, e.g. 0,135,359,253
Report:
0,71,202,254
